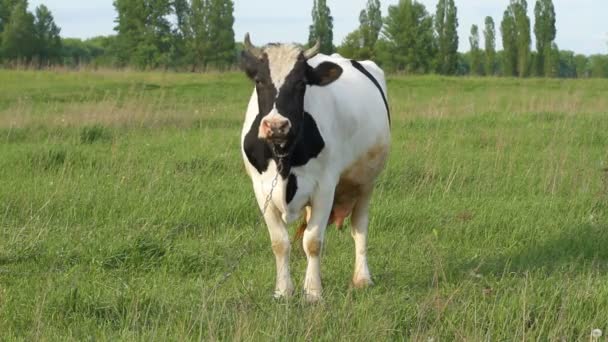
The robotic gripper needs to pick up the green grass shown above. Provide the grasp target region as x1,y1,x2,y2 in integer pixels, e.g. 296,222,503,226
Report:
1,70,607,340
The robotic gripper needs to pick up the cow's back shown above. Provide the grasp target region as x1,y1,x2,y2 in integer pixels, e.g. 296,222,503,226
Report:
304,54,391,177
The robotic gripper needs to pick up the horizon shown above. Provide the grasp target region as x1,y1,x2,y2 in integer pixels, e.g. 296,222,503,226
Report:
27,0,608,56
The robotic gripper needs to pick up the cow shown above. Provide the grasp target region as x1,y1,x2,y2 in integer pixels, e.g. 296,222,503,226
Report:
240,34,391,302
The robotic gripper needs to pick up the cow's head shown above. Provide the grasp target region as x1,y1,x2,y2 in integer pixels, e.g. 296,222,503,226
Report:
241,34,343,147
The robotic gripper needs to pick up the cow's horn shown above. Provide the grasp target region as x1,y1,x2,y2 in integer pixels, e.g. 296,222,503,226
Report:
244,33,262,58
304,40,321,59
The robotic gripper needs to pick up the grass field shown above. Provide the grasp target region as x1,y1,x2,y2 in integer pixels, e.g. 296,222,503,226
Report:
1,69,607,341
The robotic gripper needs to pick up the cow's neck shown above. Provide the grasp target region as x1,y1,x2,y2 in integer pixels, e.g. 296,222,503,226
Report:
269,135,298,179
243,111,325,180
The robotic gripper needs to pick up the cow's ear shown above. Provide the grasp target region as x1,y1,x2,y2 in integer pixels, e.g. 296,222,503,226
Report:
240,51,259,80
306,62,343,86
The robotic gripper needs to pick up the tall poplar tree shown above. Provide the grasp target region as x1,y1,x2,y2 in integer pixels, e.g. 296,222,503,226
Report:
469,24,482,75
338,0,382,60
309,0,334,54
484,16,496,75
360,0,382,51
534,0,556,76
501,7,517,76
501,0,530,77
435,0,459,75
513,0,531,77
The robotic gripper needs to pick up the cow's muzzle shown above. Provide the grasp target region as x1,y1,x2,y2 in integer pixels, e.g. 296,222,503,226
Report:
259,117,291,142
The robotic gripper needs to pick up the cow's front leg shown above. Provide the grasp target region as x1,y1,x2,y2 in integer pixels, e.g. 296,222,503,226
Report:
302,186,334,302
263,206,294,298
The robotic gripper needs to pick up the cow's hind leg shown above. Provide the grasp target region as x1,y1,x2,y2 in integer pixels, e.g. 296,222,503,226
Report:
263,206,294,298
302,187,334,302
351,187,374,288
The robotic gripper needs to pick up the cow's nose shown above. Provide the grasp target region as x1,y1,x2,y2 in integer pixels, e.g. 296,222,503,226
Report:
261,118,291,139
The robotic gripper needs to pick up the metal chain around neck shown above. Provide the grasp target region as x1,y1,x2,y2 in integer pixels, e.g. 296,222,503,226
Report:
262,169,280,215
261,149,285,216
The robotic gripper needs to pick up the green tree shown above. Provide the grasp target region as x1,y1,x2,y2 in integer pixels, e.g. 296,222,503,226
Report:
0,0,21,34
337,28,364,59
113,0,173,69
500,7,517,76
546,42,559,77
513,0,531,77
309,0,334,54
112,0,138,65
456,51,470,75
61,36,111,67
359,0,382,58
1,0,35,61
205,0,235,69
0,1,10,33
501,0,530,77
434,0,459,74
174,0,190,38
574,54,589,78
0,4,6,33
187,0,208,71
184,0,235,71
33,4,61,65
339,0,382,60
172,0,191,66
383,0,435,73
556,48,575,78
589,54,608,78
484,16,496,75
534,0,556,76
469,24,482,75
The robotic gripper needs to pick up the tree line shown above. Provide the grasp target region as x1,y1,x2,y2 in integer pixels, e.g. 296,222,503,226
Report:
0,0,237,70
0,0,61,66
0,0,607,77
338,0,608,78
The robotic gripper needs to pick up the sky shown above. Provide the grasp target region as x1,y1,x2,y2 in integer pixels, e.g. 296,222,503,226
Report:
28,0,608,55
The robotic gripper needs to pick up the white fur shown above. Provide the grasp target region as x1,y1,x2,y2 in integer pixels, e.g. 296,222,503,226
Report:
241,52,391,301
266,44,301,90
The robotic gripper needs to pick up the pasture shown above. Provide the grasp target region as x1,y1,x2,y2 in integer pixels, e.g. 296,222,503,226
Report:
0,70,607,340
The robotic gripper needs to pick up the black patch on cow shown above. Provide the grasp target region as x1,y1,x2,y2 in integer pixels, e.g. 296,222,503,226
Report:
289,111,325,168
286,173,298,204
350,60,391,125
241,52,277,116
243,111,325,178
243,114,273,174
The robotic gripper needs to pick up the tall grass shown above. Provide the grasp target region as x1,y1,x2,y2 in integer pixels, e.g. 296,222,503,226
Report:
0,70,607,340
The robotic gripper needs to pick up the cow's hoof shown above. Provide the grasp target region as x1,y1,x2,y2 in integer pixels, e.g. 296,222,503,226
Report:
352,277,374,289
273,287,294,300
273,291,293,300
303,290,323,303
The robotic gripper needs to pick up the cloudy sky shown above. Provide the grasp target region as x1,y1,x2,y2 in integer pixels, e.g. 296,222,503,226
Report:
28,0,608,55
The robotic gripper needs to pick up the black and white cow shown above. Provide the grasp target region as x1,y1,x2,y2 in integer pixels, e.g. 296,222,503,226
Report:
240,34,391,302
